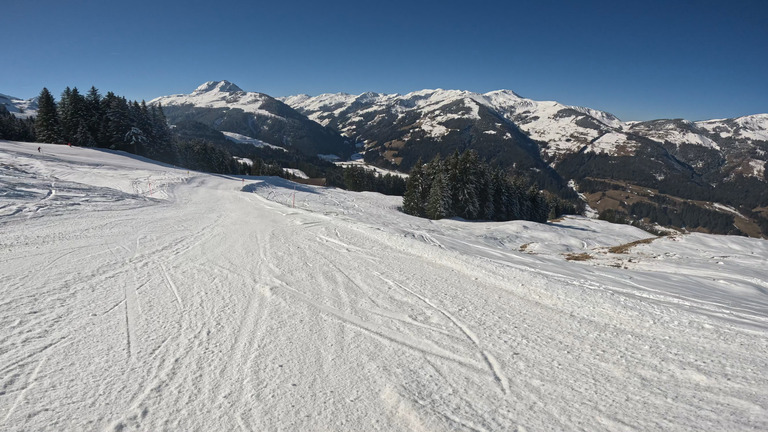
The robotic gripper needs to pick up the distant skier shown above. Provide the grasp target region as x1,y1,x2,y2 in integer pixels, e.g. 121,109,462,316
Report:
37,147,41,153
68,142,72,148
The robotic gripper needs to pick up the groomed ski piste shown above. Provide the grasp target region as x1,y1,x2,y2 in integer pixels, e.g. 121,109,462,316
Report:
1,140,767,431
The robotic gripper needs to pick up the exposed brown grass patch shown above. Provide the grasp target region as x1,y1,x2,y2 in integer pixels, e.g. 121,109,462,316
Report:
608,237,657,254
565,252,593,261
519,242,533,252
384,140,406,149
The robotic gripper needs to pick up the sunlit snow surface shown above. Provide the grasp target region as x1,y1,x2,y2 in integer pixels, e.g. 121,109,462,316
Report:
1,140,767,431
221,131,286,151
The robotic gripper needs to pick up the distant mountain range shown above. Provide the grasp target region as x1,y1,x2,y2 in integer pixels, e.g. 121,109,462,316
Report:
5,81,767,236
282,88,768,179
0,93,38,118
278,88,768,236
150,81,355,158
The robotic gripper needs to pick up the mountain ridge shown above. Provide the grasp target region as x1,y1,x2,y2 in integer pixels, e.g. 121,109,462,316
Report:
149,82,355,158
6,81,767,235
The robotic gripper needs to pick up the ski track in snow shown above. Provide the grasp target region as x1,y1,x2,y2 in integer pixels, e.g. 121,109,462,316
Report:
1,140,768,431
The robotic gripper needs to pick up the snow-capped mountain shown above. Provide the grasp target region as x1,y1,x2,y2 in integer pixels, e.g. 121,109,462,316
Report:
282,89,768,187
0,93,38,118
150,81,354,158
282,89,767,180
152,81,274,117
281,89,563,189
626,115,768,179
281,89,638,164
149,81,768,236
282,88,768,236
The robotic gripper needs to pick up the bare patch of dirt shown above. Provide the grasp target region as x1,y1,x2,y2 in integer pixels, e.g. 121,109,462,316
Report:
608,237,658,254
565,252,593,261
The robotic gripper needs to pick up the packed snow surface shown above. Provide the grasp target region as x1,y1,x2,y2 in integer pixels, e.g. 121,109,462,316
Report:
2,140,768,431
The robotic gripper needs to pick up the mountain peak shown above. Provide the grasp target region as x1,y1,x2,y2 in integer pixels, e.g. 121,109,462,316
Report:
194,80,243,94
483,89,523,101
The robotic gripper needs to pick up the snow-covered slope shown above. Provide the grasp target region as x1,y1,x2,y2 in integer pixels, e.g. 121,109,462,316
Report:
221,131,286,151
480,90,632,157
2,140,767,431
626,116,768,179
698,113,768,142
0,93,38,118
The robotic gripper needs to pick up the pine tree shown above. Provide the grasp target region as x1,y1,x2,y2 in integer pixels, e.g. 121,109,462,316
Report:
85,87,102,146
59,87,86,145
149,102,173,161
0,105,36,141
454,150,480,219
401,152,566,223
57,87,73,142
507,177,525,220
426,171,452,220
34,88,61,143
101,93,131,150
478,164,494,220
445,150,461,207
403,159,427,217
491,169,507,220
74,120,95,147
527,186,550,223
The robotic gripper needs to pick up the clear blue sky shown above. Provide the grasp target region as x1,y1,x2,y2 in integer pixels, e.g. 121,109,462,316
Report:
2,0,766,121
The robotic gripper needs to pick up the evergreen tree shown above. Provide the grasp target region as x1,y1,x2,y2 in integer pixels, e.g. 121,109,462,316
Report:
101,93,131,150
426,171,452,220
57,87,73,142
74,120,96,147
478,165,495,220
85,86,102,145
149,102,173,161
491,169,509,220
58,87,86,145
0,105,36,141
454,150,480,219
527,186,550,223
125,127,148,154
34,87,61,143
423,155,443,206
445,150,461,208
512,178,529,220
403,159,427,217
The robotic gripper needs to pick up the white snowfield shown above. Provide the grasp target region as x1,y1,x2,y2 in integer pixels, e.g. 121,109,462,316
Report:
1,140,767,431
222,131,287,152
